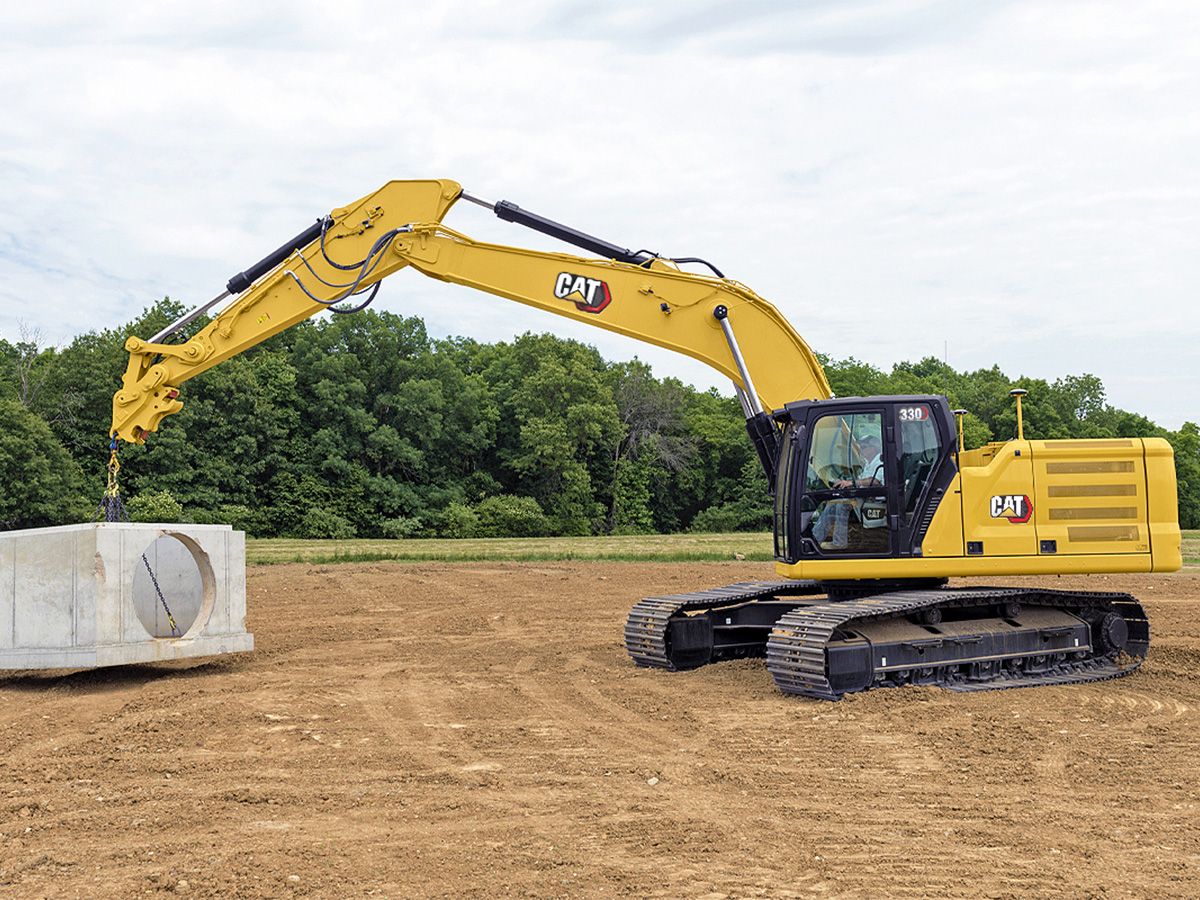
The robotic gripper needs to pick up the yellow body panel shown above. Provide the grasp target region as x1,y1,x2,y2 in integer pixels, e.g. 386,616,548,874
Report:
1032,439,1148,555
779,435,1182,579
958,441,1038,556
919,473,963,557
1144,438,1184,570
775,551,1154,580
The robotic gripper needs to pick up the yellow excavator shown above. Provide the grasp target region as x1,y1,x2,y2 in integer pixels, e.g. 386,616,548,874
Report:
110,179,1181,699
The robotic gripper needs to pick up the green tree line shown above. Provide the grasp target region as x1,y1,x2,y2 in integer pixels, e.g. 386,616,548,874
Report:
1,299,1196,534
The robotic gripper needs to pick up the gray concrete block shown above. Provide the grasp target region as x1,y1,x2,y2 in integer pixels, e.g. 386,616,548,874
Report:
0,522,253,670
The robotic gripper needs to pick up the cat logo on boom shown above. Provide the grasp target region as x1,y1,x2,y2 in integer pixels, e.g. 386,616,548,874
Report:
553,272,612,313
990,494,1033,523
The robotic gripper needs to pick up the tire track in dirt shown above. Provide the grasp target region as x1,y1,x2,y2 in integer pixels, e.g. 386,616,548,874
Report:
0,563,1196,898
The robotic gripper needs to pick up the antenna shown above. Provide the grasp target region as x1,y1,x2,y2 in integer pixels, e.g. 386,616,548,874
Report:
1009,389,1028,441
953,408,968,453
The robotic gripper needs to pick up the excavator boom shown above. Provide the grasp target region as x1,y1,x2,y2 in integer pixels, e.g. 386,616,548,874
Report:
111,178,829,443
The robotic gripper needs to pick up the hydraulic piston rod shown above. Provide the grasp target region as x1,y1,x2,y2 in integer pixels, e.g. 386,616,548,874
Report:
460,189,652,266
150,215,333,343
713,304,764,417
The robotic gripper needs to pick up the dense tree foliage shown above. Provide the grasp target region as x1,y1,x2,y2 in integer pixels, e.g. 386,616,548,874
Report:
0,300,1195,533
0,398,88,530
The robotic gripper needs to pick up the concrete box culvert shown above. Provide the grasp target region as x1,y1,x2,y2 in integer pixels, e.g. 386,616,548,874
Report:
0,522,253,671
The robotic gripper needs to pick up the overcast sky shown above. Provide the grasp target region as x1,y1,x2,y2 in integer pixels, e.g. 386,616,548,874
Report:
1,1,1196,427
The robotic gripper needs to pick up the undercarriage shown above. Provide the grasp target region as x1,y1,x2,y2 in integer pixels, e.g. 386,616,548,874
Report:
624,580,1148,700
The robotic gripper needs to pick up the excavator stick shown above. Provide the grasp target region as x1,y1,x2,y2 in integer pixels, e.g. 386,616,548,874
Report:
110,180,464,443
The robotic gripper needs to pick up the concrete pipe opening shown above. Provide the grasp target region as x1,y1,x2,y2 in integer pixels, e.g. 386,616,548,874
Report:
132,533,215,639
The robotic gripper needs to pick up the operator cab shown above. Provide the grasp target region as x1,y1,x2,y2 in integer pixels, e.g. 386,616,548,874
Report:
771,396,957,564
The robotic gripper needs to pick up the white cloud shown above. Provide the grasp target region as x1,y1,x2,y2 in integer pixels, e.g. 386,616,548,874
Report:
0,0,1196,427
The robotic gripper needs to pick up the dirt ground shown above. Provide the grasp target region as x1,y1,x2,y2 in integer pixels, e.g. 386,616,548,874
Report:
1,563,1197,898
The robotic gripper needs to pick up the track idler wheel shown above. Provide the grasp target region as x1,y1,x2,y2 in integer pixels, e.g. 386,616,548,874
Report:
665,616,714,669
1095,612,1129,653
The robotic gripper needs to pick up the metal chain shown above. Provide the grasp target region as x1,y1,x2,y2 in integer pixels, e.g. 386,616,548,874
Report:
140,552,180,636
96,439,181,637
98,439,127,523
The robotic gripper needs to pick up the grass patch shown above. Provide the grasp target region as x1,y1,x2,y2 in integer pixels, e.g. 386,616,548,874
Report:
247,532,776,565
248,530,1200,568
1183,530,1199,567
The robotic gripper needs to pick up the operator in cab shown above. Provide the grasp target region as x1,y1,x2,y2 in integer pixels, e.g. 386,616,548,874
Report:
813,434,884,551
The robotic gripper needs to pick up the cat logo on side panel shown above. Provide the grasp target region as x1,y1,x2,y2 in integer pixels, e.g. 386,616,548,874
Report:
989,494,1033,523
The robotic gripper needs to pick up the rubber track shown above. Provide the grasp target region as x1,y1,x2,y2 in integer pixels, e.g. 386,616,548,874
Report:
766,587,1149,700
624,580,824,670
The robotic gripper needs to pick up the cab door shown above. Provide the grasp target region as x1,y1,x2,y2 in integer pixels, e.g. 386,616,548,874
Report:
796,408,894,558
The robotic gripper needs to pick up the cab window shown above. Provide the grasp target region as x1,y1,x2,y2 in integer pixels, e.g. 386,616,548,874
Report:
897,404,941,522
801,412,888,555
